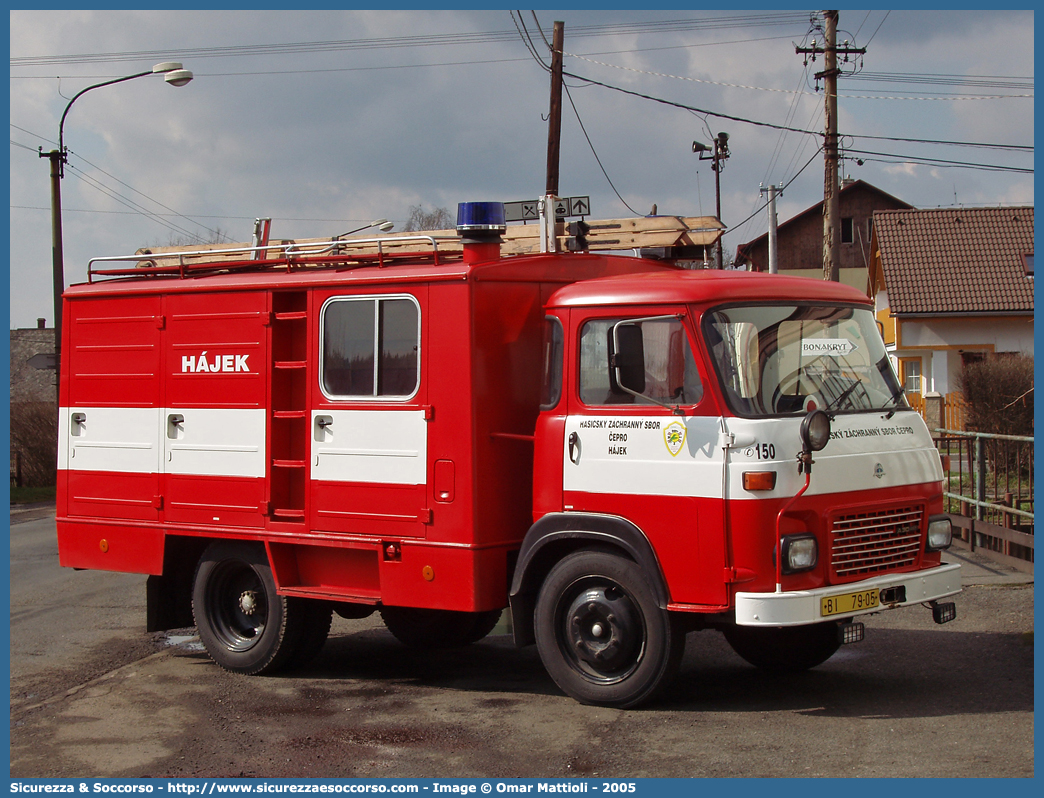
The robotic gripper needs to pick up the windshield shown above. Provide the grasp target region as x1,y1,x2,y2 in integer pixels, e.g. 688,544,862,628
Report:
703,304,907,417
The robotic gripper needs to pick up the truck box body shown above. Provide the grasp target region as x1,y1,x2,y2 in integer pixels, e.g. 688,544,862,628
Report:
56,252,674,613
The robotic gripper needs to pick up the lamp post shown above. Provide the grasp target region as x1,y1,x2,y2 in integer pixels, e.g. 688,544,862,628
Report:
40,62,193,371
336,219,395,239
693,131,730,268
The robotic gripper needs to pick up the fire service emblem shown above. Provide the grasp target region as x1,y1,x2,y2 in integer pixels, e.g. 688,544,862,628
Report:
663,422,686,457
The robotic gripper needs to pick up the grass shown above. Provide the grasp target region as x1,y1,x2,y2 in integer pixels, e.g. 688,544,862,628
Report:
9,485,56,505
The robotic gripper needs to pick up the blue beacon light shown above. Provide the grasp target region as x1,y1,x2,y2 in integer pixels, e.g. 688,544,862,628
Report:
456,202,507,235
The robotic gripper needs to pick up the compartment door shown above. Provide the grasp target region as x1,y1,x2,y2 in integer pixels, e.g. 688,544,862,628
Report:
62,295,163,521
162,291,268,527
311,408,429,536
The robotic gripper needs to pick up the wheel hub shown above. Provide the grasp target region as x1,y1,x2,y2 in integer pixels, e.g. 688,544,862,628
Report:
566,587,641,673
238,590,259,616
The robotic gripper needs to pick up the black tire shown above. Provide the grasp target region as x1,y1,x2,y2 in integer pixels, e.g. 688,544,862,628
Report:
534,550,684,708
291,601,334,668
462,608,504,644
192,541,304,675
380,607,503,648
723,621,841,673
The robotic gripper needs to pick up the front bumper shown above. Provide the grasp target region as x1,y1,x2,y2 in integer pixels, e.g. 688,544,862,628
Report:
734,562,961,626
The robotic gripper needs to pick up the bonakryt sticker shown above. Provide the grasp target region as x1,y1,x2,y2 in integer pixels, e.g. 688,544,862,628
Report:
801,338,858,357
663,421,686,457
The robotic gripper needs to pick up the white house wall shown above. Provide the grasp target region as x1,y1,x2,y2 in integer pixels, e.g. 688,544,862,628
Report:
901,317,1034,356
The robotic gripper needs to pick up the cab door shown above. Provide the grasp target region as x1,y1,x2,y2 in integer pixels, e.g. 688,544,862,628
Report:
561,309,727,606
310,290,429,538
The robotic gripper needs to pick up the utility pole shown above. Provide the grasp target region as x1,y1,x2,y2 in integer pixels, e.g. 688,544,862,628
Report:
692,132,730,268
540,20,565,253
796,11,865,282
760,183,782,274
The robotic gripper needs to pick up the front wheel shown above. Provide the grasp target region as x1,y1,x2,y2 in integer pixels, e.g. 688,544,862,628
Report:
534,550,684,708
723,621,841,673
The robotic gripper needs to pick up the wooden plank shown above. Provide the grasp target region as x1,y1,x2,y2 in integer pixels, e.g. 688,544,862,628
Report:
130,215,726,266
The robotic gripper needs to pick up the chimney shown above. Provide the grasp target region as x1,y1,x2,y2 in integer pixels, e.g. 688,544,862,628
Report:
37,318,46,329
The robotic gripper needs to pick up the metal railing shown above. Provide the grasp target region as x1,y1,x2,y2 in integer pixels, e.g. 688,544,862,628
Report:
86,234,457,283
934,428,1034,567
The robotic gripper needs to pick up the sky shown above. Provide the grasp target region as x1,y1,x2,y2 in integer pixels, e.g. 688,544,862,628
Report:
8,8,1034,330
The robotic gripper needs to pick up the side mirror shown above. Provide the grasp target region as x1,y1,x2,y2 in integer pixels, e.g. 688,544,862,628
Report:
610,323,646,395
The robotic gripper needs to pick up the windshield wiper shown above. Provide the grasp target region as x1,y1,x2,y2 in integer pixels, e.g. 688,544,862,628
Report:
825,380,861,417
874,356,906,419
883,387,906,419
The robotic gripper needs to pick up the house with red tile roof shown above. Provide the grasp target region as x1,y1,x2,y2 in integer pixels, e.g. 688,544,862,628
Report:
734,179,912,291
868,206,1034,408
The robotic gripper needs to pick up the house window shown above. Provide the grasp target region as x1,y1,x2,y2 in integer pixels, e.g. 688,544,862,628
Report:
900,358,922,394
867,217,874,242
841,217,854,244
1022,253,1033,278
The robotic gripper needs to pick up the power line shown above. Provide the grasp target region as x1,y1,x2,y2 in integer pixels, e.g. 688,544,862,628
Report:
844,149,1033,174
66,166,206,241
844,71,1033,90
559,69,1031,162
567,52,1032,100
9,122,233,242
69,150,234,242
563,82,641,216
10,205,393,225
11,14,813,67
729,147,824,238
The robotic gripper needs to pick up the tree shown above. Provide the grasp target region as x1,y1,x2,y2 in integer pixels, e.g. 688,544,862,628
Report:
148,226,231,249
10,402,57,487
402,205,454,232
956,354,1033,436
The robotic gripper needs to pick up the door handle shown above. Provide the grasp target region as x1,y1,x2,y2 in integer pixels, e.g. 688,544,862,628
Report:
166,413,184,440
314,415,333,441
568,431,582,465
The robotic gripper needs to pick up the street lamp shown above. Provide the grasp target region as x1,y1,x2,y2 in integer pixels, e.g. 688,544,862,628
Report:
40,62,193,370
336,219,395,239
693,131,730,268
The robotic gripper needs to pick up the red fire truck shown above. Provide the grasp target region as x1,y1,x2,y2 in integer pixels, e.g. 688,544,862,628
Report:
56,202,959,707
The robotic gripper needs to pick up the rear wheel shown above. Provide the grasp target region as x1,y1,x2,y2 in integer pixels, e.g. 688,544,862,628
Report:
292,601,333,668
380,607,504,648
723,621,841,672
534,550,684,708
192,541,304,675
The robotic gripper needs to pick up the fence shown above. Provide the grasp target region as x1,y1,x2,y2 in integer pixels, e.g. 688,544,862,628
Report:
934,428,1034,572
943,392,968,431
909,391,967,431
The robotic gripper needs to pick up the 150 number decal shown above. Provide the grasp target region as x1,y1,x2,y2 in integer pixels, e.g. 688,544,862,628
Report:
745,443,776,460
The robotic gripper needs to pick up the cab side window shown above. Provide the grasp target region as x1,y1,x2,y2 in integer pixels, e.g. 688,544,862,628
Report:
321,295,419,399
579,317,702,407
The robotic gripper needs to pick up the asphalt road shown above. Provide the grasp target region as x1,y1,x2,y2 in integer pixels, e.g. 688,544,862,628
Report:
9,508,1034,779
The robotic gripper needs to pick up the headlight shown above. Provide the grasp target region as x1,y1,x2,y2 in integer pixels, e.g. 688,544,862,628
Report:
926,515,952,551
782,534,818,574
800,409,831,452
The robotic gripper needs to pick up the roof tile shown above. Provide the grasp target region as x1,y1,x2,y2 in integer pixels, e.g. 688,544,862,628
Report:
874,207,1034,314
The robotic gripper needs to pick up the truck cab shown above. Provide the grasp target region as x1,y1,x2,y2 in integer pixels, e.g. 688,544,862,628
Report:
509,269,960,706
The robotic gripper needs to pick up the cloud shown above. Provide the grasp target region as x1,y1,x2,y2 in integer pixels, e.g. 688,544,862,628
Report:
9,9,1034,329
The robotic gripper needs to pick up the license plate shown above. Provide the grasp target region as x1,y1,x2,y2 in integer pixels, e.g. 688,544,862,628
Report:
821,589,879,617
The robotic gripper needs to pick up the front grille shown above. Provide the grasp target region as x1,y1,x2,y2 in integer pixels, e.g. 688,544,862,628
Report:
830,505,923,580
